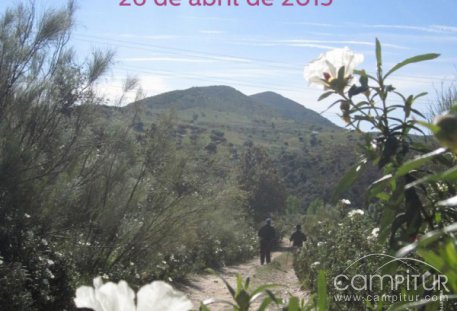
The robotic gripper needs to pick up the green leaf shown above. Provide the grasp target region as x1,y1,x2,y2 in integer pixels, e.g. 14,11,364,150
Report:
384,53,440,79
218,275,236,299
396,147,447,176
354,69,378,82
409,124,428,136
404,95,413,118
416,249,445,271
337,65,345,81
417,120,440,134
397,224,457,257
244,277,250,290
288,297,300,311
359,72,368,88
406,165,457,189
256,297,272,311
235,289,251,311
319,99,344,114
236,274,243,293
376,192,391,201
318,91,334,101
198,303,212,311
435,212,442,224
414,92,428,100
375,38,382,76
369,174,393,197
332,157,368,202
411,108,426,119
250,284,281,297
317,270,328,311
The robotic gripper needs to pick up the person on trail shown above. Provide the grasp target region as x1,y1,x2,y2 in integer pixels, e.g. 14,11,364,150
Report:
290,224,306,248
258,218,276,265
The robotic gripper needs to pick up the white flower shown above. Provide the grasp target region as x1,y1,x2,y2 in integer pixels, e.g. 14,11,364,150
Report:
311,261,320,268
74,277,193,311
340,199,351,205
317,241,325,247
367,228,380,242
371,227,380,238
46,268,55,279
348,209,365,219
304,47,364,89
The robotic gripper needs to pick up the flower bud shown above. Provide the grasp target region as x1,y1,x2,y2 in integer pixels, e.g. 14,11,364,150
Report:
433,113,457,153
340,100,350,112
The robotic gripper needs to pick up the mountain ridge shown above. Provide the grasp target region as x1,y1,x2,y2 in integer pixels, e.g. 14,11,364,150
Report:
92,85,370,208
250,91,337,128
128,85,338,131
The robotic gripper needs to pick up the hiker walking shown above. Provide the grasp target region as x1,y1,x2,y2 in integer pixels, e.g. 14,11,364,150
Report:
290,224,306,248
258,218,276,265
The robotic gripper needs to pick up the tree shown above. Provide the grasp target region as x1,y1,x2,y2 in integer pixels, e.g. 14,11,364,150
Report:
238,146,287,221
0,1,113,309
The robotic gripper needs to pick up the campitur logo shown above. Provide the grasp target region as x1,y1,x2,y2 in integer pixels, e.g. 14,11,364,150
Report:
332,253,451,307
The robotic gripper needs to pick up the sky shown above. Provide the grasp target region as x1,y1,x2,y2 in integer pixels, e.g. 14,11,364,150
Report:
1,0,456,126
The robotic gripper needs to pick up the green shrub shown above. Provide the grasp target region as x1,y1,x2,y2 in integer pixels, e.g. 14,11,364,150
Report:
294,204,386,310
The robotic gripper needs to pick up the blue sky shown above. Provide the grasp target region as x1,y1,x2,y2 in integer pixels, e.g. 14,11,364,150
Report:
1,0,456,125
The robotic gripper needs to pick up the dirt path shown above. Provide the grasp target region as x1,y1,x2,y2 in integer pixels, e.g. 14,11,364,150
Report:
181,244,309,310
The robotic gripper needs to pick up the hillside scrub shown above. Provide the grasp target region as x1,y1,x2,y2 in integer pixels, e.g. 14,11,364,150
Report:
296,40,457,310
4,1,457,311
0,2,258,309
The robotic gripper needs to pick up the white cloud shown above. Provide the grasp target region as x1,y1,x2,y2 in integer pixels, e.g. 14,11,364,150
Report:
208,55,252,63
278,39,406,50
364,24,457,34
282,43,338,50
120,57,215,63
139,75,171,95
226,38,405,50
199,30,225,35
96,75,170,106
117,34,178,40
202,68,296,79
282,22,336,27
431,25,457,33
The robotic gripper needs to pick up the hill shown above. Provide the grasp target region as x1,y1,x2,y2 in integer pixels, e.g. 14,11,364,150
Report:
93,85,377,208
123,86,340,151
250,91,337,129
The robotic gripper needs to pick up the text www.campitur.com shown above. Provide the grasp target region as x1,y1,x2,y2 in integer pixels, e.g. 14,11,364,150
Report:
334,294,448,303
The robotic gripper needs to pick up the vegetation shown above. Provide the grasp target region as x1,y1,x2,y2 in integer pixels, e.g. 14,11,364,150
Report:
2,1,456,311
293,40,457,310
0,2,256,309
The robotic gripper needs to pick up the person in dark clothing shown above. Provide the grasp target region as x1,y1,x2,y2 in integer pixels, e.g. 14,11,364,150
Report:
258,218,276,265
290,224,307,247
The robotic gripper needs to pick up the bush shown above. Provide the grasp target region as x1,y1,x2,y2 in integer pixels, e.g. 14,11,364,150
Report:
294,204,386,310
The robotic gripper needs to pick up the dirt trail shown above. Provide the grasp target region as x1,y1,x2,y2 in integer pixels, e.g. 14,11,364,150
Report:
181,244,309,310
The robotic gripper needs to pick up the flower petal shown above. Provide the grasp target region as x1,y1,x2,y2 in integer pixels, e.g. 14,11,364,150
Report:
304,47,364,89
94,276,104,289
137,281,193,311
74,286,104,311
96,281,136,311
